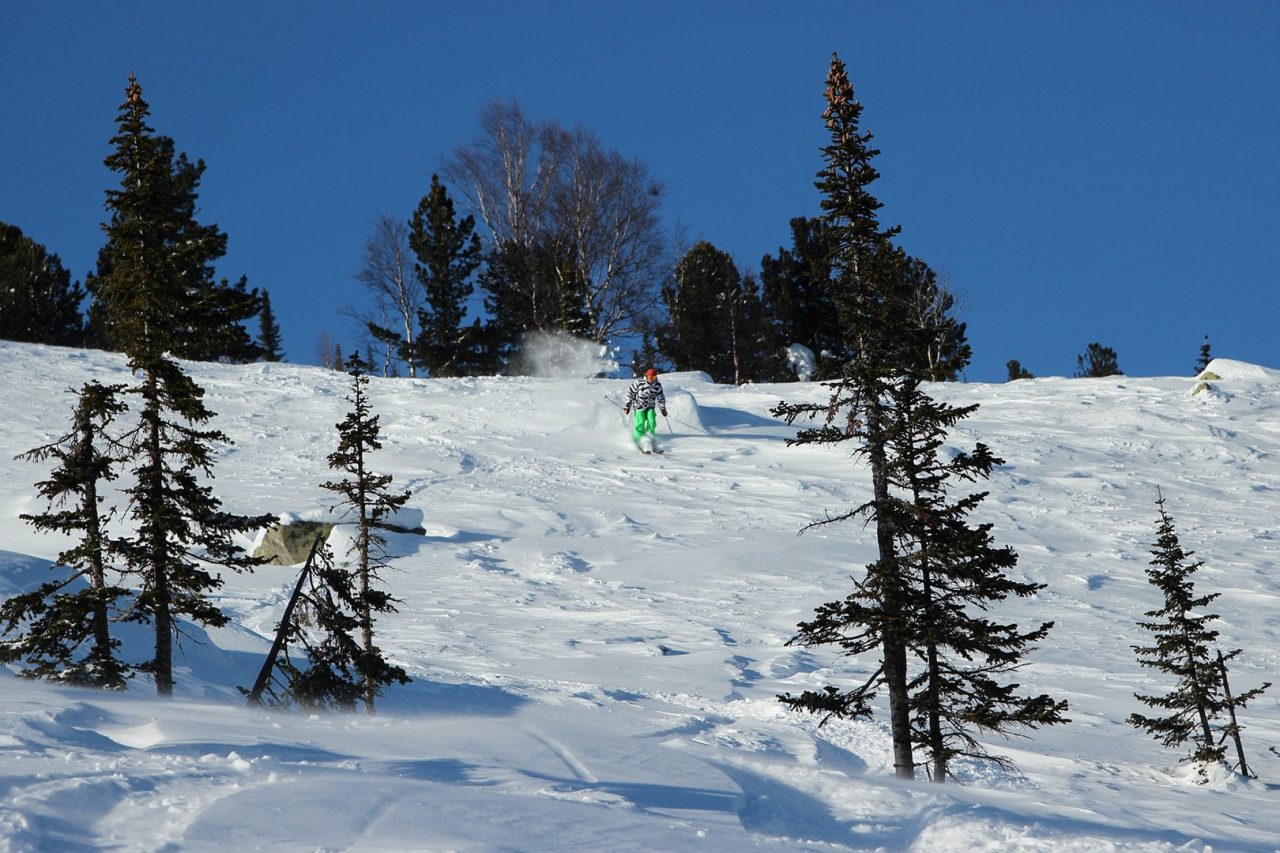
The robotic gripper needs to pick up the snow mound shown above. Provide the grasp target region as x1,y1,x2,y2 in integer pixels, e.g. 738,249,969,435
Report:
664,389,707,434
785,343,816,381
1197,358,1280,382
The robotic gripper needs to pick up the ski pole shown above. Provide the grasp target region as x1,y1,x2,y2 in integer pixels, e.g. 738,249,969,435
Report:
663,413,674,434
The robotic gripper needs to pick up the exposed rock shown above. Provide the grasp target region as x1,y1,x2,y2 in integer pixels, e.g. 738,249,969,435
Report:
254,521,333,566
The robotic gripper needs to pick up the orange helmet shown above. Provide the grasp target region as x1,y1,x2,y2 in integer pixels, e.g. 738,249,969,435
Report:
645,368,657,380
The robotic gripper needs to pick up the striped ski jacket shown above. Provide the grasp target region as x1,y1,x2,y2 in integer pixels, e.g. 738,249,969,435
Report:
625,378,666,411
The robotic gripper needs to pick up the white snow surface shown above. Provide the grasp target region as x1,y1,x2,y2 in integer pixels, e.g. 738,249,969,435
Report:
1,341,1278,852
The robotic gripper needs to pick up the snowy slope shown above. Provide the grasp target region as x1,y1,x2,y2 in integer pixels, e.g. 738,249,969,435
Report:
1,340,1277,852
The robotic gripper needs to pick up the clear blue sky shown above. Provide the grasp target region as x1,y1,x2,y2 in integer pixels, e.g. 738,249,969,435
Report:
4,2,1278,381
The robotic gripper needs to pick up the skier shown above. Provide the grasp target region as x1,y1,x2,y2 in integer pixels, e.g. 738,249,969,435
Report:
624,368,668,453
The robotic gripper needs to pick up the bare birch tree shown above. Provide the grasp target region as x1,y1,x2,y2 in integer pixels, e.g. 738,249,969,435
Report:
354,214,420,377
442,100,665,344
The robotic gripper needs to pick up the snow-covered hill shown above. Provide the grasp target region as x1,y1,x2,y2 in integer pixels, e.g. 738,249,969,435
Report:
1,340,1277,851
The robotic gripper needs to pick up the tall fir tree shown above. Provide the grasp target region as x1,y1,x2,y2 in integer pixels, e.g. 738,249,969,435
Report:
85,75,262,363
320,352,412,712
89,76,272,696
0,222,86,346
258,288,284,362
410,176,483,376
0,382,130,688
1129,492,1270,776
773,53,918,779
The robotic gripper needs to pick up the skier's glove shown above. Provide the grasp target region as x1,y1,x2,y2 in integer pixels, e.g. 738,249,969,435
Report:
660,408,667,417
623,407,630,415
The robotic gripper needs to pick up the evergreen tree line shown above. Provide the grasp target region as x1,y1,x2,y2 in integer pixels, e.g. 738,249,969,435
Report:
351,138,972,384
1,78,407,712
2,78,1211,386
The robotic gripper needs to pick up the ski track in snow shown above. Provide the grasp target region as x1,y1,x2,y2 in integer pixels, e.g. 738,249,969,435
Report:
1,342,1278,851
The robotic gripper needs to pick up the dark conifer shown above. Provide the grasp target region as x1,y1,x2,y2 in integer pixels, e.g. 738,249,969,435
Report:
658,241,777,383
0,382,130,688
885,378,1066,780
258,288,284,362
370,176,483,377
1006,360,1035,381
776,55,1041,783
1129,492,1270,776
760,216,845,377
1075,343,1122,377
629,330,665,379
320,352,412,712
0,222,86,346
90,76,273,696
476,239,585,372
1195,336,1212,375
85,75,261,363
773,53,917,779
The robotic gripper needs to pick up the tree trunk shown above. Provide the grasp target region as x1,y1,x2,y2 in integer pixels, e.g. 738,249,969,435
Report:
1183,634,1215,760
923,567,945,782
246,535,324,707
356,446,376,714
867,402,915,780
86,496,114,669
1217,651,1252,777
148,394,173,697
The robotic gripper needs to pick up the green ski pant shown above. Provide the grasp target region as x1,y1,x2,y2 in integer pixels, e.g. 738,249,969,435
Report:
632,408,658,442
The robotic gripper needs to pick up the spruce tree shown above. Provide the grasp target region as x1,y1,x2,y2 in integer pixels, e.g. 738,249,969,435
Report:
1075,342,1122,378
258,288,284,362
629,330,665,378
0,222,86,346
0,382,130,688
476,239,584,372
773,53,917,779
1129,492,1270,776
85,75,261,363
91,75,272,696
320,352,412,712
1006,360,1035,381
658,241,776,384
759,216,846,377
1195,335,1212,375
885,378,1066,779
